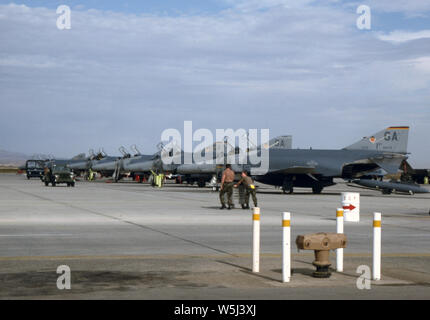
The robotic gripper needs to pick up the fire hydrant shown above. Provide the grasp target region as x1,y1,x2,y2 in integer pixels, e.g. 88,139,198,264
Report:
296,233,347,278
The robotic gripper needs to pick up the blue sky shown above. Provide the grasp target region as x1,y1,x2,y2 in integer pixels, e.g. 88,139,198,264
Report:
1,1,430,166
3,0,430,29
0,0,231,15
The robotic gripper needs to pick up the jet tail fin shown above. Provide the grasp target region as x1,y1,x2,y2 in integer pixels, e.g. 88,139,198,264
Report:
344,126,409,154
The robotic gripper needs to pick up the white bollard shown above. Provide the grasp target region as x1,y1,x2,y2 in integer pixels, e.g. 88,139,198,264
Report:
282,212,291,282
373,212,382,280
252,207,260,273
336,208,344,272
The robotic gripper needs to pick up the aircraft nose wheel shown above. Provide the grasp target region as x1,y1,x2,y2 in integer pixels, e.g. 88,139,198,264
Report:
282,186,294,194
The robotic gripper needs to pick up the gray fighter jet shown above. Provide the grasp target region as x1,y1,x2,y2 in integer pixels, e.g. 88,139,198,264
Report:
171,126,412,194
68,149,118,176
174,136,293,187
91,145,158,182
254,126,411,194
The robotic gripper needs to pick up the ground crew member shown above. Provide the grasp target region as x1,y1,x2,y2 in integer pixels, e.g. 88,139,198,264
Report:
43,166,50,182
88,168,94,181
234,170,257,209
219,164,235,210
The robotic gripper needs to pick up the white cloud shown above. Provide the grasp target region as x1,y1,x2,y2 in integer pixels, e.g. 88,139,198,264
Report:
377,30,430,43
404,56,430,73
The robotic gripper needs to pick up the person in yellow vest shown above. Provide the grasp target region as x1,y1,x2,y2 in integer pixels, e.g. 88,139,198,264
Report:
158,173,165,188
88,168,95,181
234,170,257,209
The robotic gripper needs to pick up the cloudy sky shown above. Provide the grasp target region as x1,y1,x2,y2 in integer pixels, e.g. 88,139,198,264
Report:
0,0,429,166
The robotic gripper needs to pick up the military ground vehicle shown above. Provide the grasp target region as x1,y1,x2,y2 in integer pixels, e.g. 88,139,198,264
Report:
43,165,76,187
25,160,46,180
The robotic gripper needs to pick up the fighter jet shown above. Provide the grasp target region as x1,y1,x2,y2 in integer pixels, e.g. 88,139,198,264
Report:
170,126,413,194
68,149,118,176
254,126,411,194
91,145,159,182
37,152,89,169
174,136,293,187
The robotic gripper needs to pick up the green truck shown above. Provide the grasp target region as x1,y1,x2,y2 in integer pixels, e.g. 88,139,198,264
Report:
43,165,76,187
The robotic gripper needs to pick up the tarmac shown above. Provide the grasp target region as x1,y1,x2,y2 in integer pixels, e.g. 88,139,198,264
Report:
0,173,429,299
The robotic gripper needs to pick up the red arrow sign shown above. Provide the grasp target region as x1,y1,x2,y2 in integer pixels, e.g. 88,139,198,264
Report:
343,204,356,211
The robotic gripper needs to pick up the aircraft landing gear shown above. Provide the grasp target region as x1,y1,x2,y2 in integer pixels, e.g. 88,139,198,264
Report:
197,179,206,188
312,186,323,194
381,189,392,195
282,179,294,194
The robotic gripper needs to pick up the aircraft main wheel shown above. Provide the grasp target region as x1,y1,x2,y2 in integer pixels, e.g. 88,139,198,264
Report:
312,186,323,194
198,179,206,188
283,187,293,194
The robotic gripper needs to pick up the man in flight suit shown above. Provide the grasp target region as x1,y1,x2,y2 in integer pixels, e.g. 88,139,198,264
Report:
219,164,235,210
234,170,257,209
